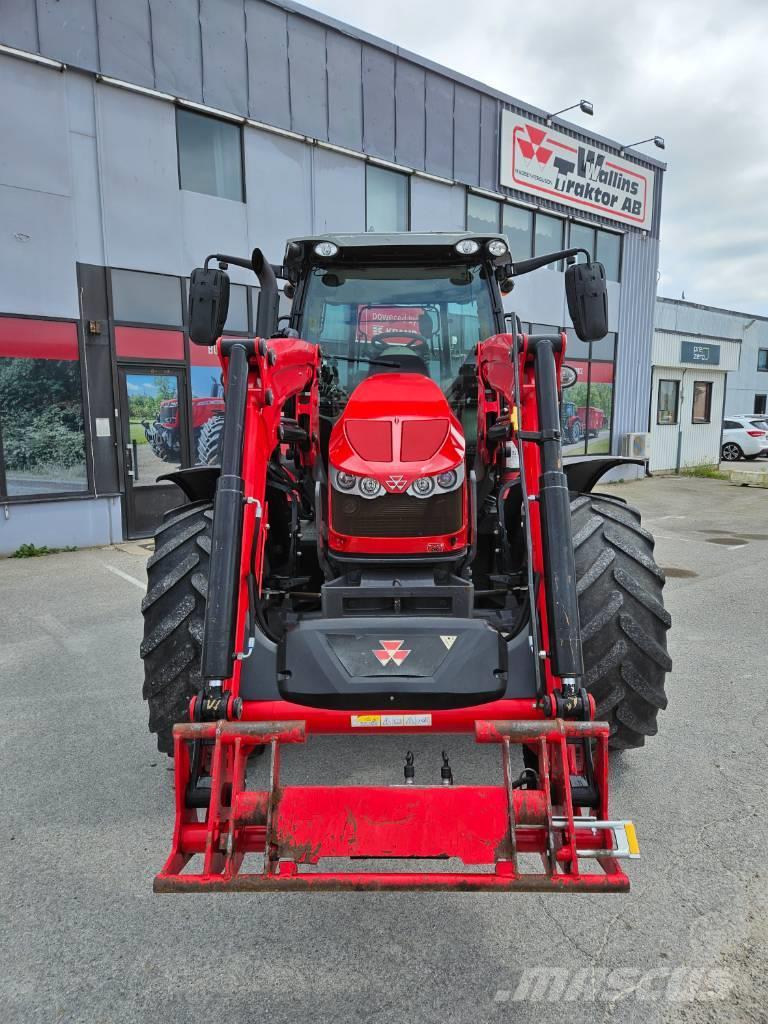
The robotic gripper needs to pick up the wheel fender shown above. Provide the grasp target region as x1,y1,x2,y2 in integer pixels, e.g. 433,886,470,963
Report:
158,465,220,502
562,455,646,494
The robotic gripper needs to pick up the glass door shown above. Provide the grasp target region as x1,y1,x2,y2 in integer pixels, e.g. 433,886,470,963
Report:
117,365,190,537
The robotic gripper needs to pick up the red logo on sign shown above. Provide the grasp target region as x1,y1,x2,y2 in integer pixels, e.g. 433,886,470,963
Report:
516,124,553,165
373,640,411,666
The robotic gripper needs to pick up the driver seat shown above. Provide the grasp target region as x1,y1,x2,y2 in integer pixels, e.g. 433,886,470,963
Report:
366,349,429,376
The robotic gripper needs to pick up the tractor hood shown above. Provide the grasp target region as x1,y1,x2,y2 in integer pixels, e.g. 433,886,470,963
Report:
328,373,465,489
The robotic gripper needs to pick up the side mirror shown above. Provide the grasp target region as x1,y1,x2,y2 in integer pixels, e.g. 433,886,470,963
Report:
188,267,230,346
565,261,608,342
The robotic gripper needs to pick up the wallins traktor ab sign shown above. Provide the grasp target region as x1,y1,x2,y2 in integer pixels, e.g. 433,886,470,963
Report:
499,111,655,230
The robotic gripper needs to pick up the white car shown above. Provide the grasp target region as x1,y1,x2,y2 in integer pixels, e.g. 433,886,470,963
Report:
721,416,768,461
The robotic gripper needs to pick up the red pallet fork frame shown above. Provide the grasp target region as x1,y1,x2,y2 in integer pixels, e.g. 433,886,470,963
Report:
155,717,633,893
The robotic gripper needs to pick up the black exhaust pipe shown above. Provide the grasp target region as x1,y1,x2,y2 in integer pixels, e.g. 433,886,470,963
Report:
251,247,279,340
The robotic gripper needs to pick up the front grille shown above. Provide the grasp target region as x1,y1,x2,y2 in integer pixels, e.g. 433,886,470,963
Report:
331,489,463,538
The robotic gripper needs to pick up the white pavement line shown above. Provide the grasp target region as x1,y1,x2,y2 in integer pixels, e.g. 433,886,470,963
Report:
102,563,146,591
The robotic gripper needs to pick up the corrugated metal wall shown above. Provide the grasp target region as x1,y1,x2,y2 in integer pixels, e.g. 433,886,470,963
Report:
612,233,661,447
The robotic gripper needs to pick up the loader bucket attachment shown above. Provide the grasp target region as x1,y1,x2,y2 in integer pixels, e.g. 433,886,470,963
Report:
155,719,636,893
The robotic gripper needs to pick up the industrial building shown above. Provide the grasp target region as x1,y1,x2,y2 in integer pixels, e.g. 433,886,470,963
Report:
0,0,665,551
649,297,768,472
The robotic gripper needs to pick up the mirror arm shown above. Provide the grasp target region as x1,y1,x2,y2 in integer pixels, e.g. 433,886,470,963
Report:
511,247,590,277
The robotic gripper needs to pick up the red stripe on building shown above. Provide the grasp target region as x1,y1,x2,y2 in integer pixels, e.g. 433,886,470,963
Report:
190,342,222,367
0,318,79,360
115,326,184,361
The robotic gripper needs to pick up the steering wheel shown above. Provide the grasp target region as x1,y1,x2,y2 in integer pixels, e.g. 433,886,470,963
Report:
369,331,431,351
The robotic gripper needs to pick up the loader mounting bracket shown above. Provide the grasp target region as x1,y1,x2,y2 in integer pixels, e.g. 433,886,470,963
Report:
155,718,636,893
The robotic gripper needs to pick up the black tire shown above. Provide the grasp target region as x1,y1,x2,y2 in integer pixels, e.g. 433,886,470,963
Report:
571,420,582,443
140,503,213,753
571,493,672,750
197,414,224,466
721,442,742,462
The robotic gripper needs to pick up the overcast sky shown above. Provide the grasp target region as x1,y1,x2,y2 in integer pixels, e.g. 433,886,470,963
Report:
308,0,768,315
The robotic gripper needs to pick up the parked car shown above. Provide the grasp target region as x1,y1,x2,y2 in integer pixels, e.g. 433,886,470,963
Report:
721,416,768,461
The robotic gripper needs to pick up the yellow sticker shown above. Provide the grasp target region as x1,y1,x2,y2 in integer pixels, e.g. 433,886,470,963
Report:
351,714,382,728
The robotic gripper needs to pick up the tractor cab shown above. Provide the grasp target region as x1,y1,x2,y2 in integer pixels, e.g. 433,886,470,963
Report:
281,233,511,562
283,233,509,438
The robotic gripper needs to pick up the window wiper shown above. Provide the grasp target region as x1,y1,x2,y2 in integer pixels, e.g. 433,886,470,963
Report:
322,352,400,368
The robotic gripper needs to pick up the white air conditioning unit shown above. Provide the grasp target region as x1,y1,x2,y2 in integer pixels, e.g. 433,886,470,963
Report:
621,432,651,459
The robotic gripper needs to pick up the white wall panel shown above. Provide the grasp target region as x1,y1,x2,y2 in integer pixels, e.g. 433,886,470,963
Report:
0,58,70,195
244,131,312,266
180,191,250,283
410,178,465,232
0,185,79,317
95,85,183,274
312,148,365,235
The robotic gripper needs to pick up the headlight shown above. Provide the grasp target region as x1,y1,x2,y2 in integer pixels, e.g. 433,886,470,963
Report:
359,477,382,498
314,241,339,257
455,239,480,255
411,476,435,497
407,465,464,498
335,471,356,491
487,239,508,257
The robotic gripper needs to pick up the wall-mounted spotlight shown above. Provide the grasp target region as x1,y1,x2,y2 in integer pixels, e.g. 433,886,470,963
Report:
545,100,594,126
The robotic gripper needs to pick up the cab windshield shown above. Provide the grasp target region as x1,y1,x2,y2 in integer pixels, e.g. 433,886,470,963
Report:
297,263,498,413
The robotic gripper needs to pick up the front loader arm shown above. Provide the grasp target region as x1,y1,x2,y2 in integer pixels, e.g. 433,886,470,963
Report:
201,337,320,694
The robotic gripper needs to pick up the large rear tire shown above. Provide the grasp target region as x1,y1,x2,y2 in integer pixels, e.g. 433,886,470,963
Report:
140,502,213,753
197,414,224,466
571,493,672,749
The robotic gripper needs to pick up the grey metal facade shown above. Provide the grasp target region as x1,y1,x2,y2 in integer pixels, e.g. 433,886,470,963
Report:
0,0,665,551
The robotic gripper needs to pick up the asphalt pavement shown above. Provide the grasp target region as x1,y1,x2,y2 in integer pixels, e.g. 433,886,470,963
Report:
2,475,767,1024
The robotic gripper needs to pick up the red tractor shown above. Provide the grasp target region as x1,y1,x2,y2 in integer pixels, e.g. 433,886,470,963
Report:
141,234,670,893
142,394,225,464
561,401,608,444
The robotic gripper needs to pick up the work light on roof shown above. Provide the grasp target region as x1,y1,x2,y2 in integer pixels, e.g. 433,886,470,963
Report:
455,239,480,255
314,241,339,257
487,239,508,257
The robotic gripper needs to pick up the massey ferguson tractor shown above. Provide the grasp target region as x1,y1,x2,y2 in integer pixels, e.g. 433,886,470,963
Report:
141,232,671,892
142,394,225,464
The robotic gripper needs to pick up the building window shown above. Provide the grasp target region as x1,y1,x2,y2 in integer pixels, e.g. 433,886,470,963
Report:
176,109,244,202
691,381,712,423
657,379,680,425
596,230,621,281
534,213,565,269
561,330,616,455
502,205,533,260
569,222,595,260
466,193,500,233
758,349,768,372
111,270,182,326
0,319,88,498
366,166,409,232
569,223,621,281
224,284,249,334
755,395,767,415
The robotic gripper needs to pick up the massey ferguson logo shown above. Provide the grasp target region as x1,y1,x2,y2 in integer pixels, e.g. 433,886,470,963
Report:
500,112,653,229
373,640,411,666
386,475,407,491
516,125,554,165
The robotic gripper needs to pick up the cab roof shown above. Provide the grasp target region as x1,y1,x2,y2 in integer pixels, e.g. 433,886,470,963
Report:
284,232,509,268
